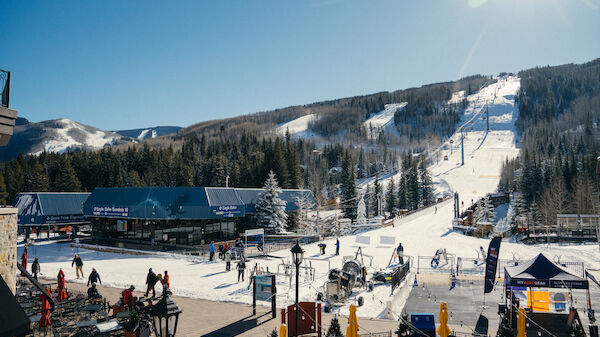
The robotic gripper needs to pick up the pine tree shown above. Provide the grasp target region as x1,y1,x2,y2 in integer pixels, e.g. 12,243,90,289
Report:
406,162,420,211
256,170,288,233
419,158,434,206
356,194,367,220
386,178,397,215
372,175,382,216
480,194,496,222
294,190,316,234
397,175,407,210
54,159,81,192
326,317,343,337
340,153,357,219
24,162,49,192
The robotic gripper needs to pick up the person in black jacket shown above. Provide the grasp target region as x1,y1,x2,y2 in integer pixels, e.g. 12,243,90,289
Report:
145,268,158,298
236,259,246,282
31,258,40,280
72,254,84,279
87,268,101,286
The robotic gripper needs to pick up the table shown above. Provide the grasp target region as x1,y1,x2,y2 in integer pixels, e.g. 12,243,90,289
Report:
96,320,122,333
76,320,97,328
116,311,131,318
28,314,41,323
81,304,103,313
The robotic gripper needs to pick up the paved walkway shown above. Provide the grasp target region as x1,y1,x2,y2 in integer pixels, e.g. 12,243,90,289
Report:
64,281,398,336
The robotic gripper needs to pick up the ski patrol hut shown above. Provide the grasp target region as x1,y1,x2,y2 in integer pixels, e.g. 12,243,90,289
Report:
13,192,91,239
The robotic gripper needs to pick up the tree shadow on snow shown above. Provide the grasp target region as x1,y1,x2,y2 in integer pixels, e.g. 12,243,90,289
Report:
214,282,234,289
202,271,226,278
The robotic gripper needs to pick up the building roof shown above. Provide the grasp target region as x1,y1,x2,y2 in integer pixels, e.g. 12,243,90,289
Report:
13,192,90,226
83,186,315,220
83,187,245,220
0,275,30,337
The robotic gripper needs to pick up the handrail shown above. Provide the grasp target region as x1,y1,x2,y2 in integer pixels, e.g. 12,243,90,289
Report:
16,262,55,313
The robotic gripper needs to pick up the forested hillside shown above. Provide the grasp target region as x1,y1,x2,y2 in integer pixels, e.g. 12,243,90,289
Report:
499,58,600,224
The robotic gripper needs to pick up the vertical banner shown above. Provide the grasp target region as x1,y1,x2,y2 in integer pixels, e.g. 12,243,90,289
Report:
484,236,502,294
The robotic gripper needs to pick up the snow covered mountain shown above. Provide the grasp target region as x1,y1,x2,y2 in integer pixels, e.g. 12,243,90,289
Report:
115,126,181,140
0,117,134,160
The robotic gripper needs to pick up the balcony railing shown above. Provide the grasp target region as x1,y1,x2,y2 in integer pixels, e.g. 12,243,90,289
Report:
1,69,10,108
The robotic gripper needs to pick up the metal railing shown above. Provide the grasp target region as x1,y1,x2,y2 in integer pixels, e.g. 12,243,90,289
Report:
0,69,10,108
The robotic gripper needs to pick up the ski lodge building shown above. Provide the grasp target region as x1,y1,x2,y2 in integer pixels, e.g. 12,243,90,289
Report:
82,186,315,250
13,192,91,238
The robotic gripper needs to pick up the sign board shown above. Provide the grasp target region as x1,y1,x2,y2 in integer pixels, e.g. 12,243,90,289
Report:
379,236,395,245
92,206,129,217
211,205,243,218
253,273,276,318
355,235,371,245
245,228,265,237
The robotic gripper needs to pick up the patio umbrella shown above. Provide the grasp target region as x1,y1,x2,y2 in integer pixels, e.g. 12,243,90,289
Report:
20,251,27,276
517,307,526,337
279,323,287,337
437,302,451,337
346,304,360,337
57,269,67,301
39,288,51,328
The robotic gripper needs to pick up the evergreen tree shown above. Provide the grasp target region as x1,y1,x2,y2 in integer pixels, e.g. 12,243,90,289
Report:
127,170,142,187
256,171,288,233
326,317,343,337
356,194,367,220
397,175,407,210
386,178,397,215
479,194,496,222
406,161,420,211
372,175,382,216
24,162,49,192
418,158,434,206
0,173,7,205
53,159,81,191
340,153,357,219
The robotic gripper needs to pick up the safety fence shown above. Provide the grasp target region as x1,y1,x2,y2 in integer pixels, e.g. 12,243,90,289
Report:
391,261,411,293
361,331,393,337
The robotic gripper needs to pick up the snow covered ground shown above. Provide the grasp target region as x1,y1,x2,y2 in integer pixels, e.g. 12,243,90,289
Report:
363,103,407,140
20,76,600,320
35,118,120,154
274,114,319,139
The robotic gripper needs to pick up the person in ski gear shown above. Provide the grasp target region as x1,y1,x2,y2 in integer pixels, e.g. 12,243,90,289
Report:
318,243,326,255
237,258,246,282
87,267,102,286
225,249,232,271
31,258,40,280
335,238,340,255
145,268,158,298
218,244,224,259
162,270,170,289
88,282,102,300
72,254,84,279
257,241,264,252
449,272,457,290
209,241,215,261
396,243,404,264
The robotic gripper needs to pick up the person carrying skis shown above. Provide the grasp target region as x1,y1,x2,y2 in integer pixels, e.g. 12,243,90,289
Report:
225,249,232,271
145,268,158,298
87,268,102,286
236,258,246,282
31,258,40,280
72,254,84,279
209,241,215,261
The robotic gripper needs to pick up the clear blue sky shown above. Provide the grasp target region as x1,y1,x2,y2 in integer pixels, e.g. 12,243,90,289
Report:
1,0,599,130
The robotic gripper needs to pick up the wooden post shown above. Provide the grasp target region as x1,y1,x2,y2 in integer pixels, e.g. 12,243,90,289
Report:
271,274,276,319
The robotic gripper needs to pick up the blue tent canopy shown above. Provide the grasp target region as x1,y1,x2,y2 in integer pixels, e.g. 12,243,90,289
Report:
504,253,588,289
13,192,90,226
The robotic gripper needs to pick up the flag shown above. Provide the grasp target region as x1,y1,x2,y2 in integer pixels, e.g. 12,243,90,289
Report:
484,236,501,294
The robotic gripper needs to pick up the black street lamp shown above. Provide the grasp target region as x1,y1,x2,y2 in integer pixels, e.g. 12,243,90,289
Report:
151,288,182,337
290,241,304,337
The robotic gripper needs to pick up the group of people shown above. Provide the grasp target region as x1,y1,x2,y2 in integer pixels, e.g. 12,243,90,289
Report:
144,268,170,298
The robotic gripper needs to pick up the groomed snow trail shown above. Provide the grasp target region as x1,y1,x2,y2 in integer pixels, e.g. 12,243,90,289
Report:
22,77,600,320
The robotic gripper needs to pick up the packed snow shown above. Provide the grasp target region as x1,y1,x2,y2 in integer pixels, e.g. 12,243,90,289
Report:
275,114,319,138
36,119,120,154
363,103,407,140
21,76,600,320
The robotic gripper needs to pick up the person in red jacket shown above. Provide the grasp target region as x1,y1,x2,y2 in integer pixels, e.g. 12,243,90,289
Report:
122,285,135,307
20,250,28,276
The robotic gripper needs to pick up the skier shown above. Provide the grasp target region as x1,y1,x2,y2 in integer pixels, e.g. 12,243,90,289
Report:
72,254,84,279
318,243,326,255
209,241,215,261
20,250,28,276
145,268,158,298
87,268,102,286
449,272,457,290
224,249,232,271
31,258,40,280
162,270,170,289
335,238,340,255
236,258,246,282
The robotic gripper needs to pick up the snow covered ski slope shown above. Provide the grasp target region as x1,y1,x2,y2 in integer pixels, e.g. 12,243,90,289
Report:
363,103,407,139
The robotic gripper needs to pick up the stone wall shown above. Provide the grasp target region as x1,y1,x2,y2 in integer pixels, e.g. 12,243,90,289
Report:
0,207,18,294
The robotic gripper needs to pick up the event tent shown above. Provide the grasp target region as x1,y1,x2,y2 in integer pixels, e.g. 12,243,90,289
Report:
504,253,588,290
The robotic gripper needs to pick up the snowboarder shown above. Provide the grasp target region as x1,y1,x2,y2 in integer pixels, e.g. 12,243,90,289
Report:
72,254,84,279
31,258,40,280
209,241,215,261
225,249,232,271
162,270,170,289
145,268,158,298
87,268,102,286
335,238,340,255
236,258,246,282
20,250,28,276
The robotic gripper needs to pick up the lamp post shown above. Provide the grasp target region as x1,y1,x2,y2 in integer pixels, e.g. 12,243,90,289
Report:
290,241,304,337
152,288,182,337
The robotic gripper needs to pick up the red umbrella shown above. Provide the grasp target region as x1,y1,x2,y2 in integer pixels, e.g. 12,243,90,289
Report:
57,269,67,301
39,288,51,328
20,252,28,276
